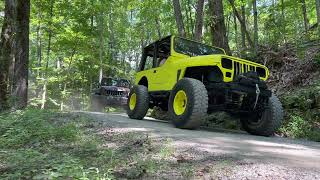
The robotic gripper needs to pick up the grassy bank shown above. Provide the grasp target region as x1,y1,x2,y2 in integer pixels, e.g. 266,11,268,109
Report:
0,109,178,179
0,109,114,179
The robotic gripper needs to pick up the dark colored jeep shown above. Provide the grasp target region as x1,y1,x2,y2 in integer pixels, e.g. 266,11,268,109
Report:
91,77,130,111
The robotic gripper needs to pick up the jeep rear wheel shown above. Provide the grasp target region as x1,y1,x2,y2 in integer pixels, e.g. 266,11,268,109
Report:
169,78,208,129
127,85,149,120
241,94,283,136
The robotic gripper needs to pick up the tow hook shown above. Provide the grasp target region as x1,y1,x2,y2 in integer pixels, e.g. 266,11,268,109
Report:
253,84,260,109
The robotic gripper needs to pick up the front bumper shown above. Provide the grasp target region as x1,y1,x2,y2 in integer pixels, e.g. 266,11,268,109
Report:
207,82,271,97
206,81,271,113
91,94,128,107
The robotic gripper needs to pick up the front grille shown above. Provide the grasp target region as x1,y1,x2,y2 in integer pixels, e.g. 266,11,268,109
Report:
222,58,267,79
233,61,256,76
234,61,240,76
106,90,125,96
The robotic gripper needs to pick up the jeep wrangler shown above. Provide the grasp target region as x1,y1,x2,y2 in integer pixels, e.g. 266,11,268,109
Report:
127,36,283,136
91,77,130,112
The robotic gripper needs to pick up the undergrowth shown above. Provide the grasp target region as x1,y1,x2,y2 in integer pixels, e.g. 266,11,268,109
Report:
0,109,181,179
0,109,115,179
279,81,320,141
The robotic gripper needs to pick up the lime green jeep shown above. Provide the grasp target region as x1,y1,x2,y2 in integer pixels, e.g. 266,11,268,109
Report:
127,36,283,136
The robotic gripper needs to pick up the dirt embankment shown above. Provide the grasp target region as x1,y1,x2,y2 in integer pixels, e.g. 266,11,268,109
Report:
257,43,320,93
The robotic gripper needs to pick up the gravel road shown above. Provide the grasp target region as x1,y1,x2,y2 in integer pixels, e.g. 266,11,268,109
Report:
85,112,320,179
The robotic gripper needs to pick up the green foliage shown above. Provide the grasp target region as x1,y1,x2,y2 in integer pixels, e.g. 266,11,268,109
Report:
282,82,320,110
0,109,184,179
159,139,175,158
280,115,311,138
0,1,4,28
280,114,320,141
314,53,320,65
280,82,320,141
0,110,77,148
0,109,115,179
25,0,320,110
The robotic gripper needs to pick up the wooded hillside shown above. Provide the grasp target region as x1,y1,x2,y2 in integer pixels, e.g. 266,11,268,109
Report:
0,0,319,140
0,1,320,179
0,0,319,110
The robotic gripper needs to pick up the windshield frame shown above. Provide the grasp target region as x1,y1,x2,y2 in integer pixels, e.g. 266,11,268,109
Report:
173,37,226,57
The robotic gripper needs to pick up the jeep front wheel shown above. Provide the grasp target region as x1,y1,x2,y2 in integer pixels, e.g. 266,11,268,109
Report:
241,94,283,136
127,85,149,120
168,78,208,129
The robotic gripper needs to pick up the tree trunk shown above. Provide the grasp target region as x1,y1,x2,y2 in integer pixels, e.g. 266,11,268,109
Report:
316,0,320,25
107,12,115,66
228,0,254,48
60,83,66,111
187,0,194,37
208,0,231,55
300,0,309,32
155,18,162,39
233,11,238,48
194,0,205,41
11,0,30,109
41,0,54,109
184,3,191,37
172,0,186,37
281,0,286,42
226,14,231,40
0,0,16,111
252,0,258,53
98,10,105,84
241,2,246,48
60,49,75,111
122,52,126,74
36,5,42,78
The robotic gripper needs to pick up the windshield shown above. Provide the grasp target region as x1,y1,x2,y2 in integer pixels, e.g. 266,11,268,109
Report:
101,78,118,86
101,78,130,88
174,37,225,56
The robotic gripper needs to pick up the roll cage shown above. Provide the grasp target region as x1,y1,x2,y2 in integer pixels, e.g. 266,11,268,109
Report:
138,35,226,72
139,36,171,72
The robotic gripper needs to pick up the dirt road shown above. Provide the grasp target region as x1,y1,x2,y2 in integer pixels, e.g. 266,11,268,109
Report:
86,112,320,179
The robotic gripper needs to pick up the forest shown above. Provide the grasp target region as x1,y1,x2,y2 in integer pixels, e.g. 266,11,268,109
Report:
0,0,318,110
0,0,319,140
0,0,320,179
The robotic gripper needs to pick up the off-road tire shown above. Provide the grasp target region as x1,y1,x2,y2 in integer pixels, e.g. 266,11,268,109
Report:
90,95,104,112
127,85,149,120
241,94,283,136
168,78,208,129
